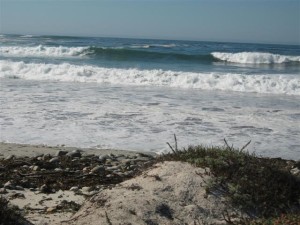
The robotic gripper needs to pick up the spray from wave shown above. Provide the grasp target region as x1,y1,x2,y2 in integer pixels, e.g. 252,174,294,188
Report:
212,52,300,64
1,60,299,95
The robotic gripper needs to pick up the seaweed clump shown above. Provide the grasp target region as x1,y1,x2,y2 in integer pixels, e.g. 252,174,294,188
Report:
160,136,300,220
0,197,32,225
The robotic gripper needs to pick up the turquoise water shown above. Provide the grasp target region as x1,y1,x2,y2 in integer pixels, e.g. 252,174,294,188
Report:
0,35,299,159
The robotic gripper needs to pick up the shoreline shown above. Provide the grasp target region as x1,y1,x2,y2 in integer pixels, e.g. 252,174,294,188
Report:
0,142,157,159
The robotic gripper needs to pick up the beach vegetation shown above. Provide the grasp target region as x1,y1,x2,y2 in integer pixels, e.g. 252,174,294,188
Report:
160,135,300,223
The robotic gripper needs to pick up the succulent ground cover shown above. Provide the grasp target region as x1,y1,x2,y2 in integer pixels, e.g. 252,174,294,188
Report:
160,137,300,224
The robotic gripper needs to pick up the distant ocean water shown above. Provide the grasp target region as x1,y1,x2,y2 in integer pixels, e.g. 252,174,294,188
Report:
1,34,299,159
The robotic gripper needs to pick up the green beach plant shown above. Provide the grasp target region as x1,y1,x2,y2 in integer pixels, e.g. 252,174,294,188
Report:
160,135,300,221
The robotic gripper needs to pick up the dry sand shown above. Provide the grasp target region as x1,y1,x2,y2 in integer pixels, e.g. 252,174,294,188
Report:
1,143,238,225
0,142,153,158
63,161,237,225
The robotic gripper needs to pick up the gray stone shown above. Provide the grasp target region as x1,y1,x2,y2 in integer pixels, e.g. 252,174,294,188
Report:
67,150,81,158
4,181,14,189
5,155,15,160
91,166,105,173
99,154,110,162
15,186,24,191
70,186,79,192
0,188,7,194
55,150,68,157
106,165,120,171
291,167,300,176
33,166,40,171
81,186,92,192
49,157,59,163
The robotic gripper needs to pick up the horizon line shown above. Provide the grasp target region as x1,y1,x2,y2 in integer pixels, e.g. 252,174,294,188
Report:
1,32,300,47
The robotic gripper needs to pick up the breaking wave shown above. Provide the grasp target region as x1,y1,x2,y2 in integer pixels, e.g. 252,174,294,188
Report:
212,52,300,64
1,60,299,95
0,45,89,58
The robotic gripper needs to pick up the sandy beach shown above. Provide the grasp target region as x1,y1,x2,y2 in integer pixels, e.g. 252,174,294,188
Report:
0,142,154,159
0,142,157,225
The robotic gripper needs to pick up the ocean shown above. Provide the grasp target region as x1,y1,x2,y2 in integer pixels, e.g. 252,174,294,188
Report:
0,34,299,159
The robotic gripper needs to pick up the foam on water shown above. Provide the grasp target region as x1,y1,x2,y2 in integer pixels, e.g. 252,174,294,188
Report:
1,79,299,159
1,60,299,95
0,45,89,58
212,52,300,64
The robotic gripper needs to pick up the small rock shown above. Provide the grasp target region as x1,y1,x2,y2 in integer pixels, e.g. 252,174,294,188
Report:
106,165,120,171
0,188,7,194
46,207,56,213
49,157,59,163
4,181,15,189
15,186,24,191
82,167,89,173
32,166,40,171
99,154,110,162
67,150,81,158
291,167,300,176
70,186,79,192
81,186,92,192
40,184,53,193
54,168,63,172
5,155,15,160
55,150,68,157
43,154,52,161
91,166,105,173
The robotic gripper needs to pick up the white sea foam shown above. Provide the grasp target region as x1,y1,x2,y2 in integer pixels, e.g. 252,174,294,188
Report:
0,45,89,58
212,52,300,64
1,60,299,95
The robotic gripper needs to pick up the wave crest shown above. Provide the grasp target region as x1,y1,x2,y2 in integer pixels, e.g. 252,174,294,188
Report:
1,60,299,95
212,52,300,64
0,45,89,58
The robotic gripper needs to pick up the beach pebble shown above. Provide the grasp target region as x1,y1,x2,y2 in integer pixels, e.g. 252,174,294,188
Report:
67,150,81,158
55,150,68,157
81,186,92,192
99,154,110,162
4,181,14,189
0,188,8,194
46,207,57,213
43,154,52,161
91,166,105,173
54,168,63,172
49,157,59,163
70,186,79,192
82,167,89,172
40,184,53,193
5,155,15,160
106,165,120,171
15,185,25,191
291,167,300,176
33,166,40,171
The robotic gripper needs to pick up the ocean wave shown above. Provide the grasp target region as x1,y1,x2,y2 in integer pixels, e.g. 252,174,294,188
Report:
83,47,214,62
0,45,89,58
212,52,300,64
0,45,210,61
1,60,299,95
130,44,176,48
